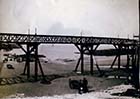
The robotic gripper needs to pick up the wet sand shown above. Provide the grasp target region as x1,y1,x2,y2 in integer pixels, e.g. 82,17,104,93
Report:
0,58,128,98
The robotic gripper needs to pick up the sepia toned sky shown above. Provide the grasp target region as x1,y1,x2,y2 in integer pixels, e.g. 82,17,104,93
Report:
0,0,139,38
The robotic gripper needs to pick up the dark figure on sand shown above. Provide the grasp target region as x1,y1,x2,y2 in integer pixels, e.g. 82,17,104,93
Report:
69,78,89,94
83,78,89,93
78,79,84,94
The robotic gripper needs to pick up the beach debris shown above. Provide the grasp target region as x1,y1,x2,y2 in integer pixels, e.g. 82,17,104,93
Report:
69,78,89,94
6,64,14,69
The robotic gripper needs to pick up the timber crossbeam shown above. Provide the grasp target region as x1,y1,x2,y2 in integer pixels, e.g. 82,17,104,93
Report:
0,33,137,45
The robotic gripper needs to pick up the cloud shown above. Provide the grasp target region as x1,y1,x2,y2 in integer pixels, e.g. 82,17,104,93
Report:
47,22,81,35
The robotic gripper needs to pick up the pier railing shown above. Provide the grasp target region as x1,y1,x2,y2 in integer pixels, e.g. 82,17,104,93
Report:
0,33,137,45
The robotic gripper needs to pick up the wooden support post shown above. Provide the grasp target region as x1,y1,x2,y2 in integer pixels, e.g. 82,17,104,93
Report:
26,44,30,79
90,53,93,75
90,45,94,75
131,50,134,81
19,43,46,82
126,46,130,80
34,44,38,81
74,57,81,72
136,44,140,89
22,62,27,75
17,43,27,53
118,54,121,69
131,46,139,88
85,44,100,75
17,44,27,75
110,55,118,68
112,44,119,69
132,51,134,67
95,62,104,76
74,44,81,72
91,45,99,75
126,46,130,69
37,57,51,84
74,44,85,74
131,50,135,82
127,55,130,68
118,45,121,69
85,44,99,75
81,44,84,74
37,58,45,80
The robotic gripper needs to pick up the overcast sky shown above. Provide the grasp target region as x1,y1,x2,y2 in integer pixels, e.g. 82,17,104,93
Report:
0,0,139,38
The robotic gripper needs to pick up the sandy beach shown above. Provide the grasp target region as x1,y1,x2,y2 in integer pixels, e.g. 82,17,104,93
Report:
0,56,134,99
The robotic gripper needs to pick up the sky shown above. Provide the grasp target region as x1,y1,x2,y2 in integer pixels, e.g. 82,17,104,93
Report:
0,0,139,38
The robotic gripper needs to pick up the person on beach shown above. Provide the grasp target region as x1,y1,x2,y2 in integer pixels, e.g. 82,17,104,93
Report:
69,78,89,94
83,77,89,93
78,79,84,94
78,78,89,94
